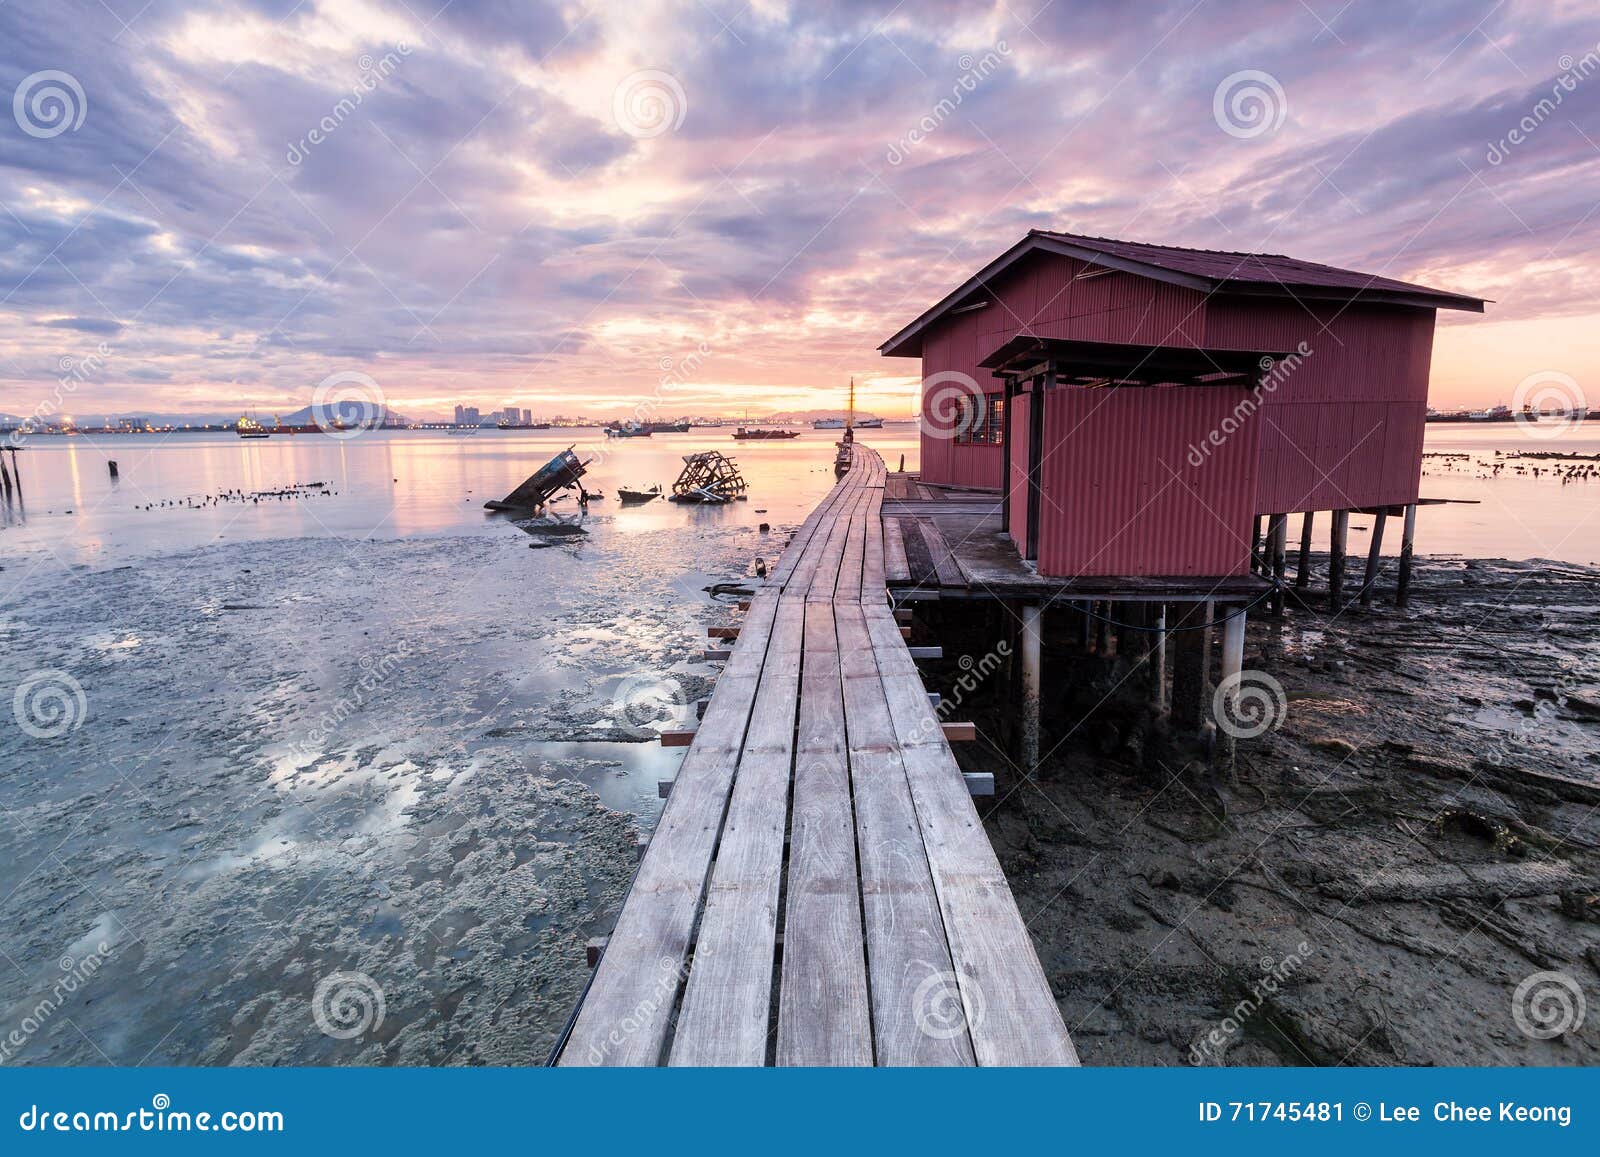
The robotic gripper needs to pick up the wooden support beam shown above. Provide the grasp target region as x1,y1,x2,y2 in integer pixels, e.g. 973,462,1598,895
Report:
963,772,996,797
1217,605,1247,773
1360,509,1388,606
657,779,675,798
1169,600,1213,734
659,729,696,747
907,645,943,660
1396,503,1417,607
707,625,740,639
894,608,914,624
703,648,732,661
1296,511,1314,588
1019,602,1042,772
1153,604,1168,710
586,936,609,968
926,692,942,708
899,625,913,640
942,722,977,742
1328,509,1349,611
1268,513,1288,617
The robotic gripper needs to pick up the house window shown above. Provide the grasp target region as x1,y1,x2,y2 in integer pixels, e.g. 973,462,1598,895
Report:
955,393,1004,445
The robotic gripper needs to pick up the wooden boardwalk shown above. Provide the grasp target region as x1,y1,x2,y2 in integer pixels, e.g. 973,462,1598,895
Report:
557,445,1078,1067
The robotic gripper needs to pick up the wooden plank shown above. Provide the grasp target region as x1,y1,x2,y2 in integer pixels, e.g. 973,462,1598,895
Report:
670,599,805,1065
861,603,1080,1067
918,517,969,589
836,605,975,1066
777,600,871,1065
560,592,784,1066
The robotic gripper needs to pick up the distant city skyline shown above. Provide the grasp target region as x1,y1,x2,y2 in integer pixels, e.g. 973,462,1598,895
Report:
4,2,1598,421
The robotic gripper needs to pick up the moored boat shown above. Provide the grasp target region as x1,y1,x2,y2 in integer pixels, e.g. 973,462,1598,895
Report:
731,427,799,440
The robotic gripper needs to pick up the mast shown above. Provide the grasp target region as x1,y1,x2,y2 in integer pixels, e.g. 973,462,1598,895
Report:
846,377,855,432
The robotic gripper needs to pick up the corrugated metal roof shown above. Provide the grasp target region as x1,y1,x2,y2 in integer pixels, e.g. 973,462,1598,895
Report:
879,231,1487,357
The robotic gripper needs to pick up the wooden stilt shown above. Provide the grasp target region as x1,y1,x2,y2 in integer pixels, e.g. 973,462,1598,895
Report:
1396,503,1417,607
1268,513,1288,617
1296,511,1314,588
1329,509,1349,611
1093,602,1112,655
1153,604,1168,710
1217,605,1247,771
1360,509,1388,606
1169,601,1213,734
1020,602,1042,773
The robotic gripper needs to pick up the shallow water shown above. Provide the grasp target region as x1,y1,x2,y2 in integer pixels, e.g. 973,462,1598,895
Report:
0,427,917,1065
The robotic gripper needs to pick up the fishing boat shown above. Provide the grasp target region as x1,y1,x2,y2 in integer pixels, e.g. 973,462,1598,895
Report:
645,420,691,433
617,484,663,504
731,427,799,440
236,415,270,439
605,421,652,438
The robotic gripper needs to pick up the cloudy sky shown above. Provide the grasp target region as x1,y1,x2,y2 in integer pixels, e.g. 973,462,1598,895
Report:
1,0,1597,421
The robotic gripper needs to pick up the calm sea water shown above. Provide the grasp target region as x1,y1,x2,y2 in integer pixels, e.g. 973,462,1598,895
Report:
0,422,1591,1066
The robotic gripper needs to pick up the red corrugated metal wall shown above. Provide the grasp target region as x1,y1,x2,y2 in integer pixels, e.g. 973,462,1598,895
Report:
1025,386,1260,577
1008,391,1030,546
917,252,1212,488
1204,299,1436,512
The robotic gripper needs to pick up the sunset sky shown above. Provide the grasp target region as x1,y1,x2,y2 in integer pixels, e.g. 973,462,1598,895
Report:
2,0,1598,421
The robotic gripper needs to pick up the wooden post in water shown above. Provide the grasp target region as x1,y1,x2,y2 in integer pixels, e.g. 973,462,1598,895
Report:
1360,509,1389,606
108,460,119,479
1153,604,1168,710
1268,513,1288,617
1395,503,1418,607
0,451,11,500
1217,604,1247,772
1019,601,1043,774
1296,511,1314,588
1169,600,1213,735
1328,509,1349,611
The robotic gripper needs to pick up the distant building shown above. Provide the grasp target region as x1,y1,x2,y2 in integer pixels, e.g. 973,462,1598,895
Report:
453,404,466,425
522,408,532,426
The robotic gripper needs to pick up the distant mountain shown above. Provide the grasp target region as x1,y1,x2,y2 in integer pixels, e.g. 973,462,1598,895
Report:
768,409,889,423
277,401,410,427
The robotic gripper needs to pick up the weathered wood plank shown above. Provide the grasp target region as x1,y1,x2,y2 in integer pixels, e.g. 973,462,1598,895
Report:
836,604,975,1066
669,599,805,1065
777,600,871,1065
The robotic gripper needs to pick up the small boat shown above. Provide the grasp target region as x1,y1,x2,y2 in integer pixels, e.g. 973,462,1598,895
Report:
605,421,652,438
732,427,799,440
812,417,845,430
236,415,270,439
854,416,884,429
617,484,662,504
645,420,691,434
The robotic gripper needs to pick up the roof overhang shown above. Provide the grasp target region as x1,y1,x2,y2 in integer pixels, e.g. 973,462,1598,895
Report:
978,336,1292,390
878,233,1485,359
